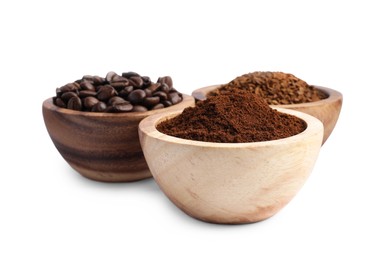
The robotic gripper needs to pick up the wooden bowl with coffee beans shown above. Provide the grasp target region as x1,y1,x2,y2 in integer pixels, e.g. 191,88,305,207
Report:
192,72,343,144
42,71,195,182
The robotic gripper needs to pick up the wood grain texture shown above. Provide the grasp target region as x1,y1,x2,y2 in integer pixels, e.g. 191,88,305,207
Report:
42,94,195,182
192,85,342,144
138,108,323,224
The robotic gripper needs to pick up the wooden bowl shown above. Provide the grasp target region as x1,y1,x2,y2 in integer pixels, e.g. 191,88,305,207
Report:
42,94,195,182
138,108,323,224
192,85,342,144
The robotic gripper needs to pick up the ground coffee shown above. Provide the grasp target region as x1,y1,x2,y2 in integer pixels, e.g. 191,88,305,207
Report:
157,89,306,143
210,71,327,105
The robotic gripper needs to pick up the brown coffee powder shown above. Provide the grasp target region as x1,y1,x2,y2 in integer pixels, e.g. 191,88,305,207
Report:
210,71,327,105
157,89,306,143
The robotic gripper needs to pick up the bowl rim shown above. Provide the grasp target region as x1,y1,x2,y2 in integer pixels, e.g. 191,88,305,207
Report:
42,94,195,119
138,108,324,148
192,85,342,107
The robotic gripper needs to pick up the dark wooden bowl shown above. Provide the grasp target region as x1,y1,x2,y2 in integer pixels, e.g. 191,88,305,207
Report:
192,85,342,144
42,94,195,182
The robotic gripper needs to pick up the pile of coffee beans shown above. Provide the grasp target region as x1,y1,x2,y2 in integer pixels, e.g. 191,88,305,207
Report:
54,71,183,112
210,71,327,105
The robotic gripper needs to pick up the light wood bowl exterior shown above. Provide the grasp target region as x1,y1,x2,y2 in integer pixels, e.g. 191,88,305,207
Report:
42,94,195,182
138,108,323,224
192,85,342,144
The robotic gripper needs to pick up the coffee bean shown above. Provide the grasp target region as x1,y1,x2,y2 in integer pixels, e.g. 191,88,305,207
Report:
91,76,106,86
54,97,66,108
106,71,118,82
60,84,76,93
91,102,107,112
152,103,164,110
108,96,126,106
61,91,78,102
128,89,146,104
79,90,97,98
113,102,133,112
83,96,99,109
141,76,151,86
148,83,161,92
143,96,160,107
144,88,152,97
128,76,143,88
157,76,173,89
97,85,116,101
169,92,182,104
110,80,129,90
160,83,170,93
122,71,140,79
67,96,82,111
153,91,168,101
132,105,148,112
53,71,184,113
162,100,172,107
119,86,134,97
80,80,95,91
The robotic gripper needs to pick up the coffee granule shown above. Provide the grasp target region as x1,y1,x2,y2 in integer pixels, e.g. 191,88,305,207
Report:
210,71,327,105
157,89,306,143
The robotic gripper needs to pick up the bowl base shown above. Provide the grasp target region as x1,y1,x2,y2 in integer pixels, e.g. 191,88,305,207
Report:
71,165,153,182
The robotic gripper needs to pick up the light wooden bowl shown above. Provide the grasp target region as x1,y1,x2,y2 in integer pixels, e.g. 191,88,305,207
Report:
42,94,195,182
138,108,323,224
192,85,342,144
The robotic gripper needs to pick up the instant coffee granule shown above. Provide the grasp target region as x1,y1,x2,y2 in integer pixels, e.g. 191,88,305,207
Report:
210,71,327,105
157,89,306,143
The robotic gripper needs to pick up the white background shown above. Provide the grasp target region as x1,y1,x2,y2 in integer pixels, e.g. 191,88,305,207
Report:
1,0,384,259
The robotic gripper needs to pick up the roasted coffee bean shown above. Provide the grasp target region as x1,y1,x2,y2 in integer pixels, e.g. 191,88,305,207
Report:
132,105,148,112
110,80,129,89
152,103,164,110
61,91,78,102
79,90,97,98
106,71,118,82
128,89,146,104
143,96,160,107
113,102,133,112
92,76,106,86
157,76,173,88
169,92,182,104
53,71,183,112
80,80,95,91
144,88,152,97
60,84,76,93
91,102,107,112
55,97,66,108
148,83,161,92
141,76,151,86
83,96,99,109
118,86,134,97
160,83,170,93
153,91,168,101
97,85,116,101
67,96,82,111
128,76,143,88
108,96,126,106
122,71,140,79
162,100,172,107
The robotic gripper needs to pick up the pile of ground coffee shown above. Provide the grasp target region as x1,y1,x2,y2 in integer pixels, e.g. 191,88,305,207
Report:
210,71,327,105
157,89,306,143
